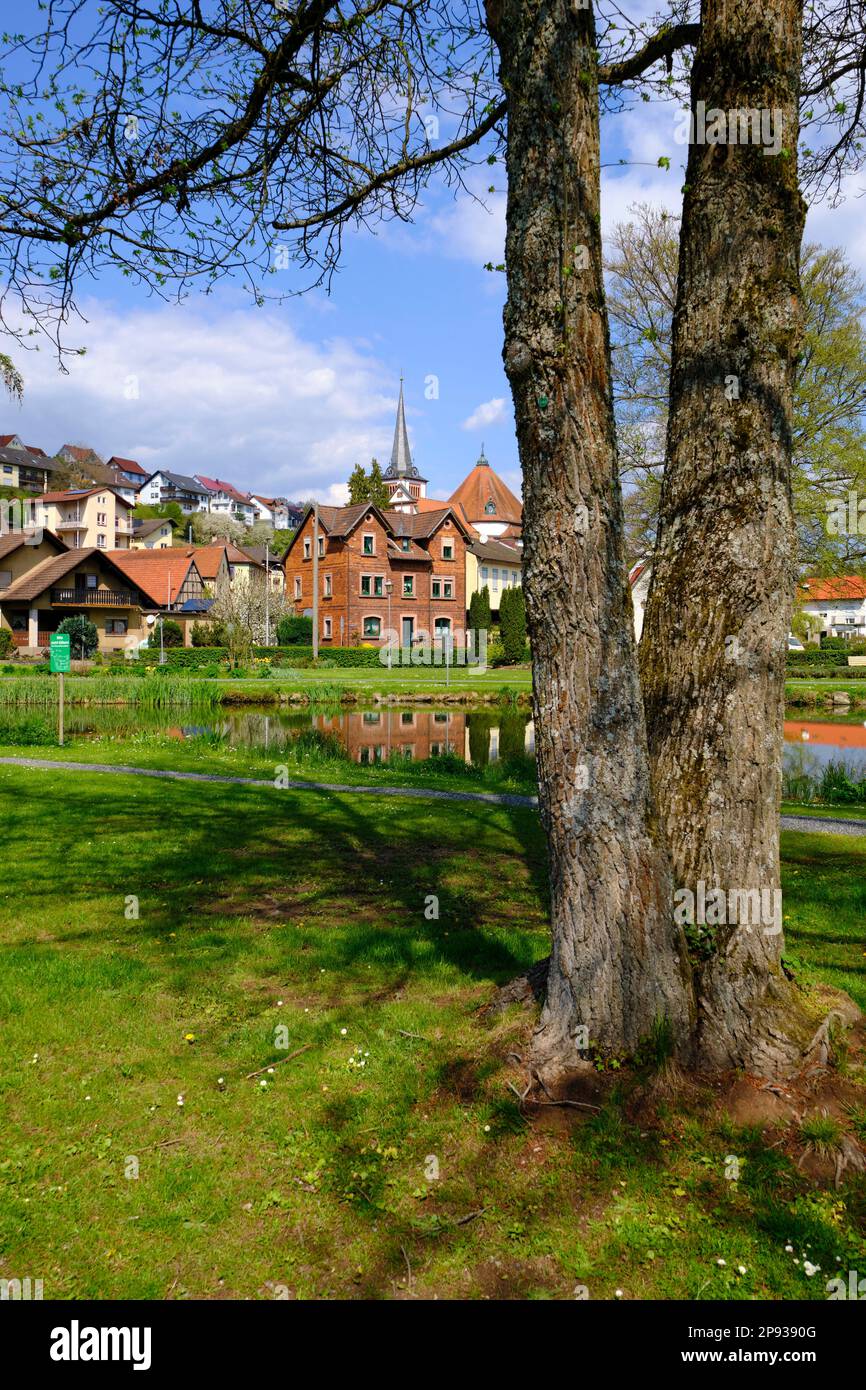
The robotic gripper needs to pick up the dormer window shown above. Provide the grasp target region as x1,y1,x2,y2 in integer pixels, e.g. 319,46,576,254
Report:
400,537,410,551
484,500,496,515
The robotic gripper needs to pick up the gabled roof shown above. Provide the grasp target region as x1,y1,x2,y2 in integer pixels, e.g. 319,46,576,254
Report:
186,544,229,583
132,516,177,538
0,528,67,562
107,455,149,477
383,505,473,541
104,548,200,606
149,470,210,495
238,544,284,567
798,576,866,602
58,443,102,464
0,445,56,473
0,435,47,457
315,501,382,537
448,450,522,525
195,475,252,505
40,485,133,508
1,547,142,602
470,538,524,564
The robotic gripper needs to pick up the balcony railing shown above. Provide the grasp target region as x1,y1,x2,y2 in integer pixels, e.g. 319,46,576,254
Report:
53,517,84,530
50,587,135,607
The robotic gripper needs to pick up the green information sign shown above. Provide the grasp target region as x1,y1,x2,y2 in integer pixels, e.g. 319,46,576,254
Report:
49,632,71,673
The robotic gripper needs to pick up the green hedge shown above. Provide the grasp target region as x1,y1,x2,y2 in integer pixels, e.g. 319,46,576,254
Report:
785,664,866,679
787,649,864,666
136,644,496,671
139,645,384,670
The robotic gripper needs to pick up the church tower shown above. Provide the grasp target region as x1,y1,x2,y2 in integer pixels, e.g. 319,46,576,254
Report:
383,378,427,510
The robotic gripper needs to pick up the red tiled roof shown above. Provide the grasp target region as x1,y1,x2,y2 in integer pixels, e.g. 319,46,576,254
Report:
798,576,866,602
104,548,198,606
448,460,522,525
0,435,46,456
195,475,251,505
107,455,148,477
40,486,132,507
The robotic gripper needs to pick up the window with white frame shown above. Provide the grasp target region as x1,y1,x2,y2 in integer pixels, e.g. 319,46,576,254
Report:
294,577,302,599
402,575,414,597
360,575,384,597
323,617,332,639
362,533,375,555
323,573,332,598
303,537,311,559
442,540,454,560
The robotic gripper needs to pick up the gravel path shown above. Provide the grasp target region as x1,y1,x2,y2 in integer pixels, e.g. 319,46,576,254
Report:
2,756,864,833
0,755,539,808
780,812,866,837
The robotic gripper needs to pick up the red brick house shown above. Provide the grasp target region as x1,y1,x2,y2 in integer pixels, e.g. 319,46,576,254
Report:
282,502,473,648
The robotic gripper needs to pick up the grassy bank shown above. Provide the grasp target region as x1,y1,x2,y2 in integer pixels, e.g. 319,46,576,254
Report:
0,667,532,707
0,764,863,1300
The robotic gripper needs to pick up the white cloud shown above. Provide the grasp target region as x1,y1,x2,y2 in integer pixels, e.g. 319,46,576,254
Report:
462,397,505,431
6,296,402,501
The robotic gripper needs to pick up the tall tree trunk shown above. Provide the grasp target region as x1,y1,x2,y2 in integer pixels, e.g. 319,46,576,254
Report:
640,0,809,1072
488,0,693,1078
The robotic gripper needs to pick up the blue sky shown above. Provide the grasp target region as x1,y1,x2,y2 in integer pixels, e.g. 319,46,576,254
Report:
3,1,864,506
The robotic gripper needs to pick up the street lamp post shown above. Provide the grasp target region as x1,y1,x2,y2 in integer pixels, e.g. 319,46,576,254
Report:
312,501,319,661
264,546,270,648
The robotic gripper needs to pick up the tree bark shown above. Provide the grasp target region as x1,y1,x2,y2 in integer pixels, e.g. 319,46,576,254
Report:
488,0,693,1079
640,0,810,1072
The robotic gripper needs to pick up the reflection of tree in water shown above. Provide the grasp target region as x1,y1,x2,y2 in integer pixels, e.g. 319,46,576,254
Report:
467,712,494,768
499,709,527,763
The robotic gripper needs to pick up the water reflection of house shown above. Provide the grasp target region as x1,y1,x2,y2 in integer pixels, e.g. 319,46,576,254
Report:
316,708,469,762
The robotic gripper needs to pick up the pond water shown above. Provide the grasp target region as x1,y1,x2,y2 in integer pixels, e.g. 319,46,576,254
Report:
783,716,866,777
5,703,865,775
11,703,536,767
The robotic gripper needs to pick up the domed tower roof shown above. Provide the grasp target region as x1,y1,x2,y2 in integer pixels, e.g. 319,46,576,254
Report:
448,447,522,525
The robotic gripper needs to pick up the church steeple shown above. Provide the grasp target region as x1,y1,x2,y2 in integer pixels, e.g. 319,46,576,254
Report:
386,376,415,478
383,376,427,508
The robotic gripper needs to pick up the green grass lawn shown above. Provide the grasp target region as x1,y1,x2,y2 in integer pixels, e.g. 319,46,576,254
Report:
1,765,864,1300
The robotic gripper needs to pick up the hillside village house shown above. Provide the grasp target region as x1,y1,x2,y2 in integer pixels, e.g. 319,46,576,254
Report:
37,487,134,550
0,440,58,492
249,495,296,529
797,576,866,640
107,456,150,486
140,470,210,513
196,476,258,526
284,501,472,648
131,516,176,549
